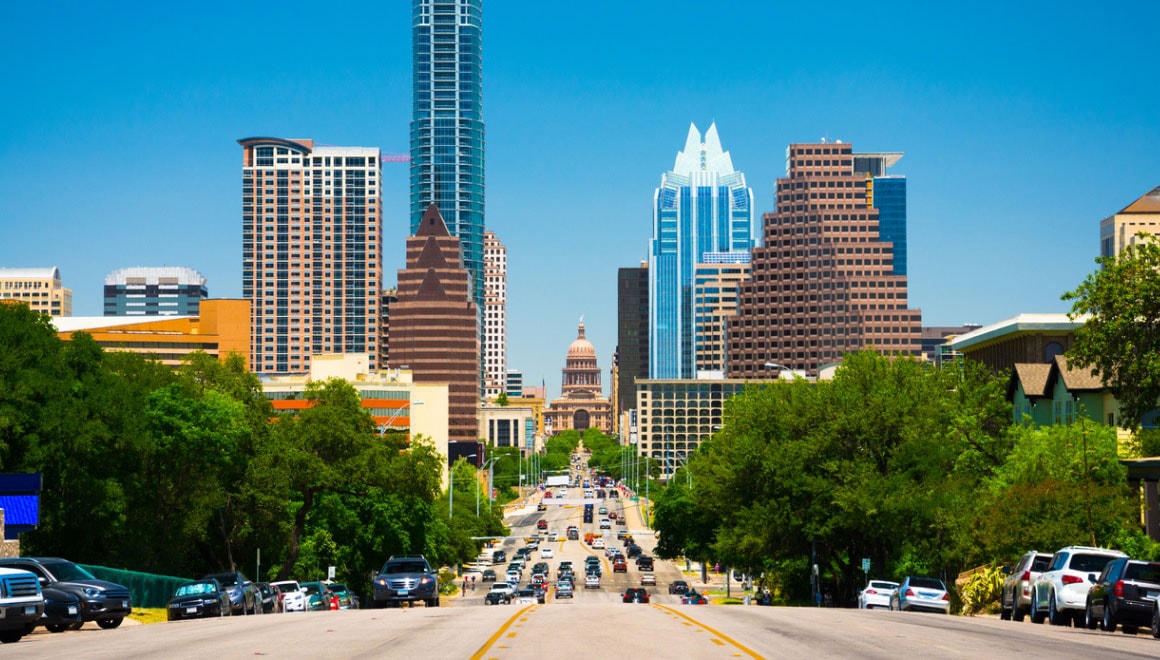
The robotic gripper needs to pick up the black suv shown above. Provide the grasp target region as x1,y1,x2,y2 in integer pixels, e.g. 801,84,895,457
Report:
0,558,131,629
373,556,439,608
1085,558,1160,633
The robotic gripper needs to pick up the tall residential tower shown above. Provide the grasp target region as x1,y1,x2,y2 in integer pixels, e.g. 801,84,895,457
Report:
483,231,507,399
649,123,753,379
410,0,485,309
239,137,382,375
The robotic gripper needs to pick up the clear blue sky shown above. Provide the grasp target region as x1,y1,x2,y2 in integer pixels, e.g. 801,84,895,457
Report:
2,1,1158,400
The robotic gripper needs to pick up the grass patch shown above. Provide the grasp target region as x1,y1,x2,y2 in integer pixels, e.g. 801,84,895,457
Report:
128,608,168,624
715,597,744,605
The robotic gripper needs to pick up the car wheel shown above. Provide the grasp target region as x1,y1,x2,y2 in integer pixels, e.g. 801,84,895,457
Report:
1048,593,1068,626
1102,600,1117,632
0,630,24,644
96,617,123,630
1013,604,1026,622
68,622,84,631
1000,603,1011,621
1084,599,1098,629
1123,625,1139,635
1030,597,1045,624
45,624,70,633
1152,603,1160,638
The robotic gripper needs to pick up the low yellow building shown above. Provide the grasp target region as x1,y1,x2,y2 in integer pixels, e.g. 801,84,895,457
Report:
54,299,250,368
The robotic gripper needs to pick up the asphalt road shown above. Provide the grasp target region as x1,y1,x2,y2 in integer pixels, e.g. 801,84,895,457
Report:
9,483,1160,658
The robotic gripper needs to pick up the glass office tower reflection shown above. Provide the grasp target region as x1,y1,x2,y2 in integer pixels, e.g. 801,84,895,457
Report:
410,0,485,309
649,123,753,379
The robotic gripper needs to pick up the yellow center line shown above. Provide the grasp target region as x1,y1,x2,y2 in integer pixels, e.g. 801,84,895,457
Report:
470,605,535,660
652,604,764,660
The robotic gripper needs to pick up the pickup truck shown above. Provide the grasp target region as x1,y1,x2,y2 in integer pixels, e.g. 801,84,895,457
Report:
0,567,44,643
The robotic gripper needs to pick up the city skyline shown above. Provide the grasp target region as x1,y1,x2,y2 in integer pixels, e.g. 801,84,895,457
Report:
2,1,1158,399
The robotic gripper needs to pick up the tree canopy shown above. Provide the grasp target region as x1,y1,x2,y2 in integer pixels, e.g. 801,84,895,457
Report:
1064,233,1160,428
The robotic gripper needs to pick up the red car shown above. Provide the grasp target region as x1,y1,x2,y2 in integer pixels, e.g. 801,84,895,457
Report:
623,588,650,604
537,520,548,530
613,558,627,573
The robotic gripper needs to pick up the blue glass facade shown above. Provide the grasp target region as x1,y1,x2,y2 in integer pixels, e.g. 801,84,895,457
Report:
410,0,485,309
649,124,753,379
873,176,907,276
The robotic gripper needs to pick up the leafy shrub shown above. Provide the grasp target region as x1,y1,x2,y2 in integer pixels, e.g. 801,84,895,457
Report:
958,565,1004,615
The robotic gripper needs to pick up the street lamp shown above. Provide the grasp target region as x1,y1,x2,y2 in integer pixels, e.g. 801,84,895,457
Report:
478,456,498,516
379,400,424,436
450,453,477,519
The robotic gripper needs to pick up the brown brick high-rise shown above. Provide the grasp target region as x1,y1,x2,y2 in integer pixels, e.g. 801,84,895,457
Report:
390,204,480,442
727,142,921,378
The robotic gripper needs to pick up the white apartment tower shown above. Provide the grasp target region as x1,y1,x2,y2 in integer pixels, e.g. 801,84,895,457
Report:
483,231,507,399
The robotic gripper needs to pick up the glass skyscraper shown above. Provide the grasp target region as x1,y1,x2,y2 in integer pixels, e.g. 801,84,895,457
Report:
649,123,753,379
410,0,485,309
855,153,907,276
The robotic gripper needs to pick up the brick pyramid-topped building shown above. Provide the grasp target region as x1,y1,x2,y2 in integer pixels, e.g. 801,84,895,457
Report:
390,204,480,443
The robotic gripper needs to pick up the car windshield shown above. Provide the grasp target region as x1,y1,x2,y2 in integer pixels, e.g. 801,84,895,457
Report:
330,584,347,593
302,584,320,595
45,561,97,582
383,561,428,574
869,581,897,590
1071,554,1116,573
908,578,944,590
175,582,216,596
273,582,300,591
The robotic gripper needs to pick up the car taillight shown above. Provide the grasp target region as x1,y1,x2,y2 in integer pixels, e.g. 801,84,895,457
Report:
905,588,915,597
1114,579,1124,598
866,589,877,595
941,593,949,601
1061,575,1084,585
1020,571,1031,582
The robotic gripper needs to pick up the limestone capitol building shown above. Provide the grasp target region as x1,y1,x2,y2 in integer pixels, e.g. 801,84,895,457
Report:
544,319,612,434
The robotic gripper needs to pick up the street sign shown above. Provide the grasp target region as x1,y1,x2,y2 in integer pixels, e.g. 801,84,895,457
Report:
328,565,336,580
861,558,870,572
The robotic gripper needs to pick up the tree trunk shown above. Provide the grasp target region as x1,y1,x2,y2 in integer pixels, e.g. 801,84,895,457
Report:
277,488,315,580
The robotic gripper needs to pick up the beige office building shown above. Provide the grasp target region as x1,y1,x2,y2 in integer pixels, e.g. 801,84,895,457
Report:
0,267,72,317
1100,186,1160,258
483,231,508,400
693,261,750,375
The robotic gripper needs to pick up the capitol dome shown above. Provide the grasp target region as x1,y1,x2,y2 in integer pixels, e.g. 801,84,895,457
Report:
567,321,596,359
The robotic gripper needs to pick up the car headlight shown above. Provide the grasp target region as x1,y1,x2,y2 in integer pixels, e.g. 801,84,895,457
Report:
83,587,102,598
376,578,387,586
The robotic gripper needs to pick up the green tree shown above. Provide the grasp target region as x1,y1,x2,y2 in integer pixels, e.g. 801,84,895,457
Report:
1063,233,1160,428
495,392,509,406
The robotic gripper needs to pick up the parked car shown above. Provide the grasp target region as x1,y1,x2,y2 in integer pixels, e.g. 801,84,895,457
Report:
167,579,231,621
623,587,650,603
669,580,690,595
271,580,305,612
681,590,708,605
328,583,357,609
1000,551,1053,622
38,586,82,632
203,571,258,616
300,582,333,611
1032,546,1126,626
1084,558,1160,633
890,576,949,614
255,582,277,614
0,557,130,630
858,580,899,610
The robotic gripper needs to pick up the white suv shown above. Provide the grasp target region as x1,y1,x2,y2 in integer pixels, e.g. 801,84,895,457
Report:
1031,546,1125,626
